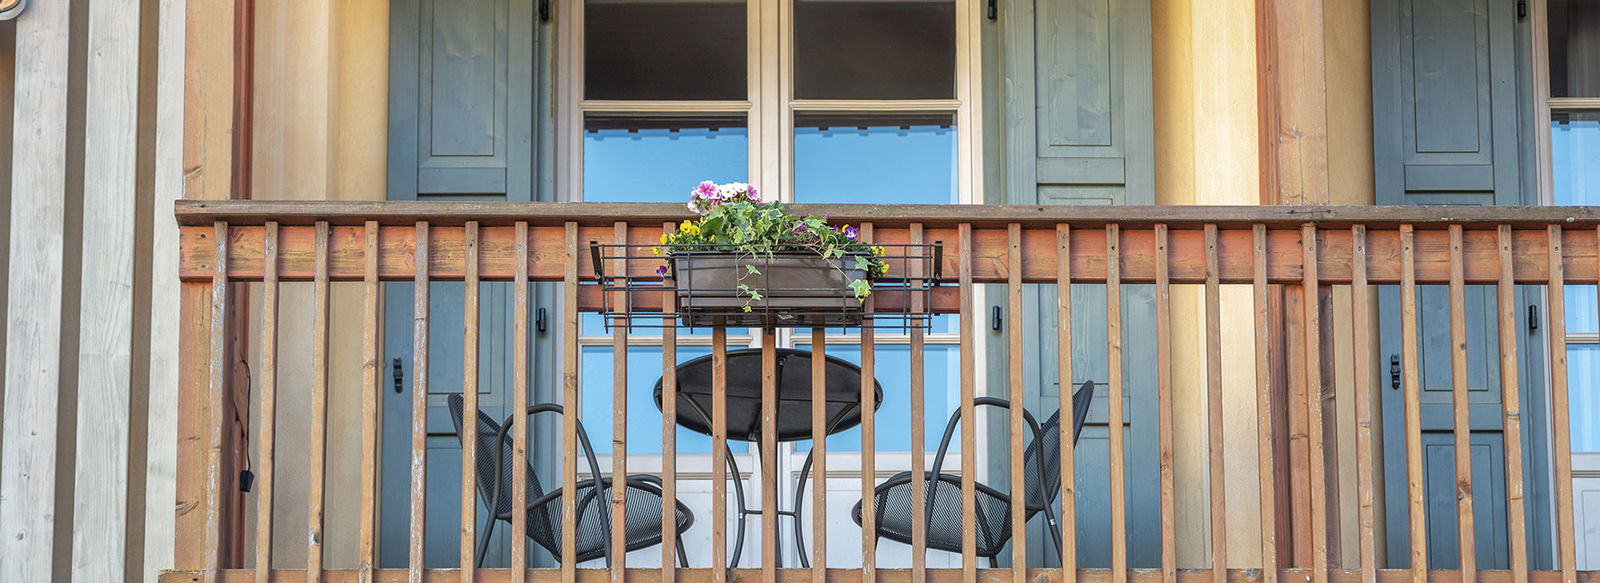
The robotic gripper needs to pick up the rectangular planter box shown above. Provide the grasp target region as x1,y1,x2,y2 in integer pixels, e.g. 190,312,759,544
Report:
670,251,870,327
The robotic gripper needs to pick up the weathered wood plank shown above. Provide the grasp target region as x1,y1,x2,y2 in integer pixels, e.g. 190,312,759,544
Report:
660,222,677,582
712,326,729,583
1253,225,1278,583
910,223,927,583
462,223,482,581
562,223,580,577
411,223,432,583
176,223,1600,286
1204,225,1227,583
513,222,531,583
1302,226,1328,583
1155,223,1176,583
811,322,828,581
1,0,72,577
1007,223,1027,583
255,224,281,583
1446,225,1475,583
959,224,977,580
610,222,627,582
361,222,381,582
152,566,1600,583
1399,225,1426,583
1495,225,1527,583
308,222,332,581
761,329,778,583
1548,226,1577,582
1351,226,1377,583
1058,224,1078,583
861,223,877,583
72,0,143,575
1107,225,1127,583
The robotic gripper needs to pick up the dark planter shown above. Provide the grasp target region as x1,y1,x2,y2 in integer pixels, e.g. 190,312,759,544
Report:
670,251,871,327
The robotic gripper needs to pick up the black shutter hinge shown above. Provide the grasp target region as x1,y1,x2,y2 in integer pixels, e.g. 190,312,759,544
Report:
987,0,997,20
537,307,548,333
1390,354,1401,390
1529,304,1539,332
392,357,404,393
540,0,551,22
1517,0,1527,18
991,305,1003,331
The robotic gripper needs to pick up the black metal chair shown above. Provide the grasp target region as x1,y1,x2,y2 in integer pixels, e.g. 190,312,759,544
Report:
446,394,695,567
849,380,1096,566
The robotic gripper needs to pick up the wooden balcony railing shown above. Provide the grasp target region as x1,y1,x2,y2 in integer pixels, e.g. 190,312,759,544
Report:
163,201,1600,583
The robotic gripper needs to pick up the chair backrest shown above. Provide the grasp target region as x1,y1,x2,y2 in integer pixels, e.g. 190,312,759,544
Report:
1020,380,1095,508
446,394,549,520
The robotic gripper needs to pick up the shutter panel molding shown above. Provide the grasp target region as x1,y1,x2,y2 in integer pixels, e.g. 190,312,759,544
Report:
389,0,536,201
1003,0,1155,206
1371,0,1523,206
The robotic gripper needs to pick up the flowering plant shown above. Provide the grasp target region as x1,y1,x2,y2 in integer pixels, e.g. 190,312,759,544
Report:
657,181,888,308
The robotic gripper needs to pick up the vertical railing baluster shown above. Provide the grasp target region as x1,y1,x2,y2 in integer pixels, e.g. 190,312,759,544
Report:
762,327,778,582
1204,225,1227,583
661,222,678,582
461,222,481,582
1351,225,1377,583
1106,224,1128,583
255,222,279,583
1007,223,1026,583
860,222,877,582
512,221,530,583
1057,224,1077,583
1399,224,1426,583
1496,225,1528,583
713,324,730,583
308,221,331,582
360,222,380,581
1548,225,1578,582
910,223,927,583
202,221,230,581
1252,225,1278,583
1155,225,1175,583
959,223,977,580
1301,225,1328,583
611,222,629,581
811,319,828,581
410,221,431,583
1446,225,1476,582
562,222,579,580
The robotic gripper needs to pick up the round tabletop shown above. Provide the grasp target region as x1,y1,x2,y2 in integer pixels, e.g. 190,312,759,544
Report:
652,348,883,443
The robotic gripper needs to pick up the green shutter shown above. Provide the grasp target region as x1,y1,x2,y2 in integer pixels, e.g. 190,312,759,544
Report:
388,0,536,201
1371,0,1522,206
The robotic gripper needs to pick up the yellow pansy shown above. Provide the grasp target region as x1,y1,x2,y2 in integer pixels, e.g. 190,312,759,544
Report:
681,221,701,236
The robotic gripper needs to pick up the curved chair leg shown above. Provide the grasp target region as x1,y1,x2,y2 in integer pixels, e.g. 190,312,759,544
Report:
988,555,1000,569
476,515,498,568
676,532,691,567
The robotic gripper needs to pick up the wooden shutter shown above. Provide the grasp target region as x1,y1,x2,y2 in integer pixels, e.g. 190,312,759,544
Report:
1371,0,1522,206
388,0,536,201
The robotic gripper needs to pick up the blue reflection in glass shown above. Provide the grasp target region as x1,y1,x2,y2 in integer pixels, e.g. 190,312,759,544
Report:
583,123,748,202
794,120,957,205
1570,345,1600,452
581,344,747,455
791,344,960,453
1555,115,1600,334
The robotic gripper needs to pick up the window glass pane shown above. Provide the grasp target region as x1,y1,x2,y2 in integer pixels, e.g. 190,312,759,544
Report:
583,116,748,202
1547,0,1600,98
1553,113,1599,333
1570,344,1600,452
791,344,960,452
794,0,955,99
584,0,746,100
794,113,957,204
582,345,747,455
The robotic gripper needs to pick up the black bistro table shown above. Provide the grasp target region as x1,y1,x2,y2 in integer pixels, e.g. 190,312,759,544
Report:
653,347,883,568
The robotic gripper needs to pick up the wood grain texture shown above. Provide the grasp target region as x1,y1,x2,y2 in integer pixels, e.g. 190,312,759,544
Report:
1058,224,1077,583
1204,225,1227,583
1007,223,1026,583
660,222,677,583
72,0,142,575
563,223,580,577
1106,226,1128,583
1252,225,1278,583
711,326,728,583
1156,224,1176,583
462,222,482,581
176,222,1600,287
308,222,332,581
610,222,627,582
411,222,432,583
1445,226,1475,583
861,223,877,583
959,224,977,580
512,222,531,583
1399,225,1426,583
1350,226,1376,583
761,329,778,583
202,223,231,579
255,224,281,583
1548,226,1577,582
910,223,927,583
361,222,381,582
1,0,72,576
1301,225,1327,583
1494,225,1526,583
811,320,829,580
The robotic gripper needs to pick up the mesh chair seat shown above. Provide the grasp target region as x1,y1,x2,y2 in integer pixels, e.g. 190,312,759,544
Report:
851,471,1019,557
448,394,694,565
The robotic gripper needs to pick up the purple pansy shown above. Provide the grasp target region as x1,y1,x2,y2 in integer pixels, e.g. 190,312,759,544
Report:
656,264,670,278
842,225,859,240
